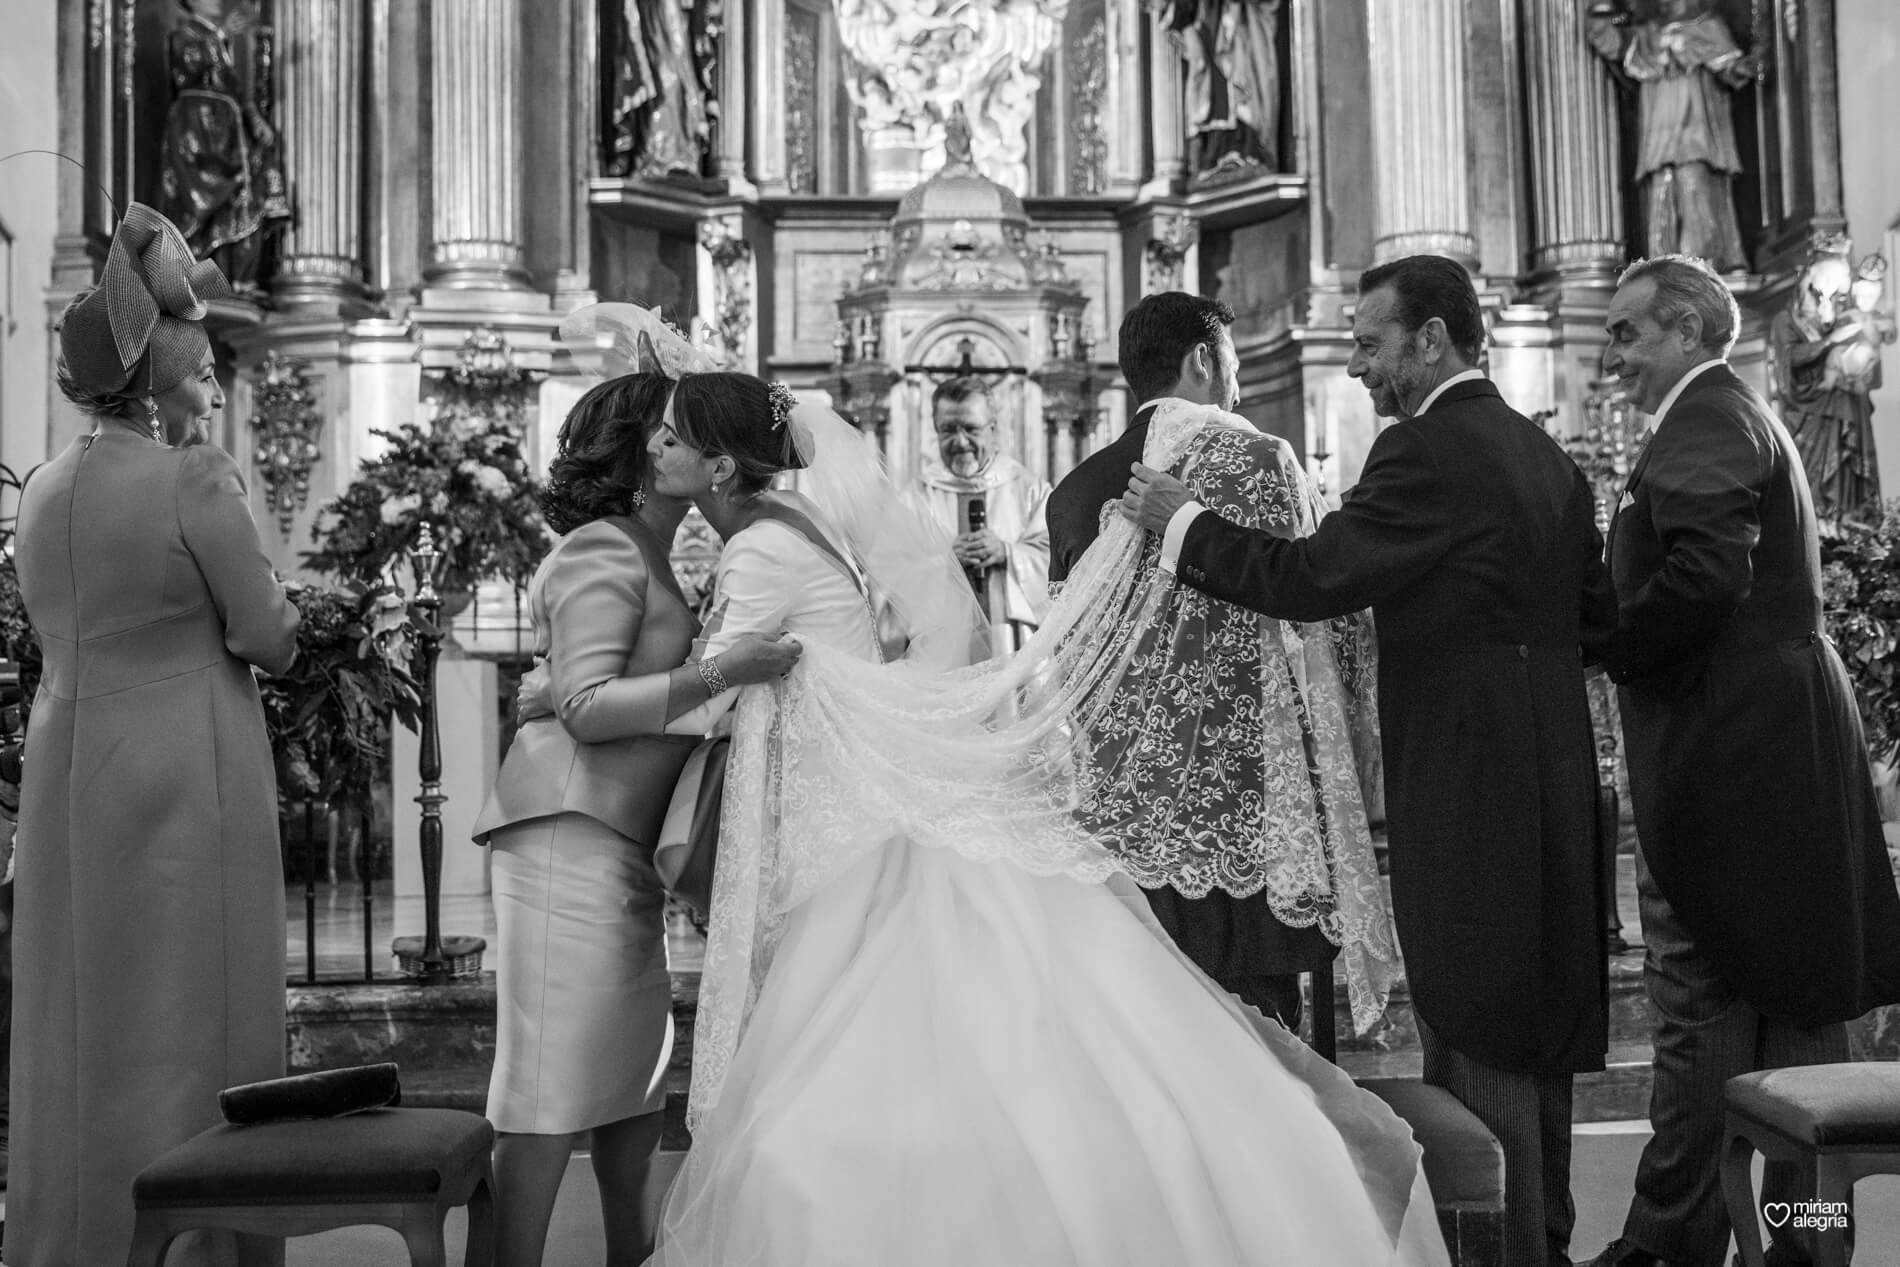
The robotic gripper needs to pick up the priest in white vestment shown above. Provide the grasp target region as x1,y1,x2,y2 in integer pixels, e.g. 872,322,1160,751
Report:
912,375,1051,653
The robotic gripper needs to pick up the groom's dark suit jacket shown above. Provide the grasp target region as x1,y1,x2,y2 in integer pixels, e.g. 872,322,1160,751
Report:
1174,379,1612,1073
1047,402,1337,993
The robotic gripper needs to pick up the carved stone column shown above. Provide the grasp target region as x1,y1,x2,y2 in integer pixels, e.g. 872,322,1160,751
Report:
1140,7,1186,198
1523,0,1623,280
750,0,789,194
426,0,530,288
699,211,757,371
1366,0,1475,265
274,0,367,310
716,0,754,193
1102,0,1144,195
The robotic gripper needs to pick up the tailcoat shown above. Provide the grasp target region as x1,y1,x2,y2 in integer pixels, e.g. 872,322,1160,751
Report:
1605,362,1900,1025
1174,379,1615,1073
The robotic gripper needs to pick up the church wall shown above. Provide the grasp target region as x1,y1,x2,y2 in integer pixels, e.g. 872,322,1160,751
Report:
590,218,697,325
0,0,59,476
1833,0,1900,499
1465,0,1529,283
764,204,897,371
520,0,586,298
1309,0,1376,274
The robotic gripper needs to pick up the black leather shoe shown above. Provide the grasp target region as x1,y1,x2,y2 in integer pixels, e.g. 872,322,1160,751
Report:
1581,1240,1676,1267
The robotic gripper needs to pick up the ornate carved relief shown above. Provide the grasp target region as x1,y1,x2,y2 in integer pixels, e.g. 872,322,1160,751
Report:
603,0,722,179
786,9,819,194
833,0,1069,194
119,0,135,108
1068,15,1109,195
700,215,754,365
1144,212,1197,294
249,352,324,538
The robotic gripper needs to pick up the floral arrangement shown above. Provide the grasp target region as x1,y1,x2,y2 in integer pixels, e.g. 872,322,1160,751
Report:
0,551,39,707
260,580,424,824
1821,500,1900,762
301,412,548,596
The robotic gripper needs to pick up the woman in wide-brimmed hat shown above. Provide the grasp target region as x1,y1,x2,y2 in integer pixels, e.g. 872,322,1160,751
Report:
8,201,298,1267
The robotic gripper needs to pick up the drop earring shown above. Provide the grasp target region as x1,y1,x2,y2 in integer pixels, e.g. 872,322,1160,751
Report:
629,487,647,511
145,397,161,442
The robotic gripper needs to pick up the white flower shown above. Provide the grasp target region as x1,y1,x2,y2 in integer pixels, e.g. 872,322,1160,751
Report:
379,493,421,525
472,464,512,498
430,492,450,515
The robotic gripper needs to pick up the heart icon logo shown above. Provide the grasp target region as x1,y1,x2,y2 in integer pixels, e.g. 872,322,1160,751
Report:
1764,1202,1792,1228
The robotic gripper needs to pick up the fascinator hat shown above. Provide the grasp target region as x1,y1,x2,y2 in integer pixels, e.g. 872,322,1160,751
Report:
59,201,234,398
558,302,723,382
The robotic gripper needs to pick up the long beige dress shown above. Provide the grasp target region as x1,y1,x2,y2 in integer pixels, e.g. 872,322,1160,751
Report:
8,425,299,1267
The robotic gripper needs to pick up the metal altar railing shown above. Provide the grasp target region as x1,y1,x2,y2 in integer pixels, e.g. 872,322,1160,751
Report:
280,578,536,986
283,798,387,985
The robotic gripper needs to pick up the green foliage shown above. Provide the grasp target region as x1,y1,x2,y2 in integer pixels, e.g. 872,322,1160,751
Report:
0,552,41,709
260,580,424,822
1823,502,1900,762
301,413,548,594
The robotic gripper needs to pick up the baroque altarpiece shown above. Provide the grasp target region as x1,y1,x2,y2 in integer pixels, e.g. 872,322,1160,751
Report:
50,0,1871,507
41,0,1879,878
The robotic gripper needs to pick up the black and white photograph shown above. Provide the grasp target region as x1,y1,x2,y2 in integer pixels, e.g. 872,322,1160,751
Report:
0,1,1898,1263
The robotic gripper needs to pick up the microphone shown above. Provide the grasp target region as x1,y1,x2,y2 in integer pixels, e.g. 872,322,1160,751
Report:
964,496,988,594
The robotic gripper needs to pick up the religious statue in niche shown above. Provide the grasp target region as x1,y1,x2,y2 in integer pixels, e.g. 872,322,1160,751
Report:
157,0,290,294
1586,0,1762,272
833,0,1067,195
1150,0,1282,178
603,0,723,180
1770,231,1898,524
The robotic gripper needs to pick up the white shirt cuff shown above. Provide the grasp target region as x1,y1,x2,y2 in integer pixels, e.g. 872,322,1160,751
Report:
1159,501,1206,575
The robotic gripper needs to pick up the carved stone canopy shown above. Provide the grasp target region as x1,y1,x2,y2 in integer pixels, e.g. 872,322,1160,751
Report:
831,108,1099,485
870,105,1073,295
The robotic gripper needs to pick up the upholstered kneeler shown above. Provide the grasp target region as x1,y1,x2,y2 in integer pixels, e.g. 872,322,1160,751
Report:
126,1107,494,1267
1722,1063,1900,1267
1360,1078,1506,1267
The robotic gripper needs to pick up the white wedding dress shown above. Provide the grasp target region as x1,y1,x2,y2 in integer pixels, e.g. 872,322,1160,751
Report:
644,404,1450,1267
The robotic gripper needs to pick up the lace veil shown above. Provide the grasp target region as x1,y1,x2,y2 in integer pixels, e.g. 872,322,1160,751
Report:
688,398,1398,1128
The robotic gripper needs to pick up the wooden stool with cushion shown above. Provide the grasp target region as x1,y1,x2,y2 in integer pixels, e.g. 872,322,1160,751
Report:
126,1107,495,1267
1360,1076,1507,1267
1721,1062,1900,1267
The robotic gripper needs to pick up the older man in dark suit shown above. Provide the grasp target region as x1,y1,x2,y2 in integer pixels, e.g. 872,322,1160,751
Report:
1047,290,1336,1033
1581,255,1900,1267
1122,256,1614,1267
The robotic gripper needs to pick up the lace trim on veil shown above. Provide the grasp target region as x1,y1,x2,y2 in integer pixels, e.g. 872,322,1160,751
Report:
686,399,1398,1130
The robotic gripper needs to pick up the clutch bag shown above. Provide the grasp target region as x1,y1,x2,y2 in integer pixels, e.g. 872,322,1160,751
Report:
656,734,729,914
219,1062,402,1125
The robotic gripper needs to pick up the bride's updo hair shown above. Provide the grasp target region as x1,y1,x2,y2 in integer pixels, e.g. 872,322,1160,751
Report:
541,372,672,535
669,372,809,495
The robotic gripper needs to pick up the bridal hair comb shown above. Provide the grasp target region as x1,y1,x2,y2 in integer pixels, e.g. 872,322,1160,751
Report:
767,381,798,432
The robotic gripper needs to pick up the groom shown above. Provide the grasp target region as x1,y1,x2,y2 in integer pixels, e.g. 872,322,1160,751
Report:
1121,257,1614,1267
1047,291,1336,1031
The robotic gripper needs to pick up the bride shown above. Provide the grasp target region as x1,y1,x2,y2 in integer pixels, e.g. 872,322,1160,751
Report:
532,325,1448,1263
